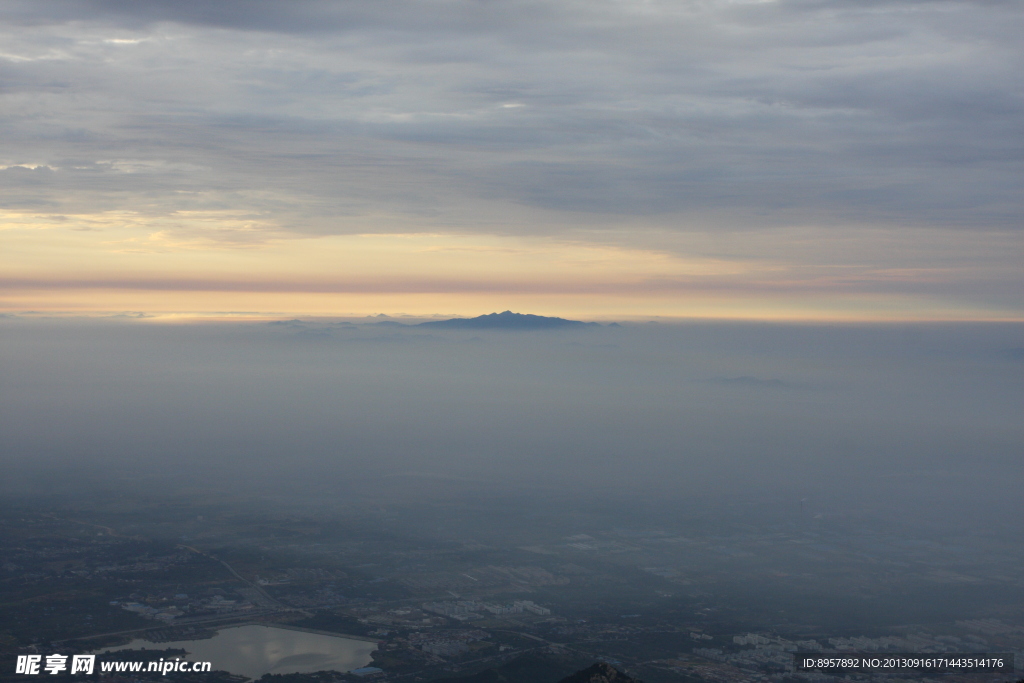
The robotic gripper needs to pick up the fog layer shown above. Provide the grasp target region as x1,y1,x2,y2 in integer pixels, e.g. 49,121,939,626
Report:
1,318,1021,530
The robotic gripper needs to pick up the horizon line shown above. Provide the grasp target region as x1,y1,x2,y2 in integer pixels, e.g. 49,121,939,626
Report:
3,311,1024,325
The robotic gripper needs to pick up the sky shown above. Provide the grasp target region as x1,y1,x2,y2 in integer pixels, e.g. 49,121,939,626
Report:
1,0,1022,320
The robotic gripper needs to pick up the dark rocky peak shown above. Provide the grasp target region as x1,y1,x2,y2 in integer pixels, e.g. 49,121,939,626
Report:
557,662,642,683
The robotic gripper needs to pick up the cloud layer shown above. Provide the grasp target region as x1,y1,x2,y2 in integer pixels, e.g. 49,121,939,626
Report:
1,0,1021,317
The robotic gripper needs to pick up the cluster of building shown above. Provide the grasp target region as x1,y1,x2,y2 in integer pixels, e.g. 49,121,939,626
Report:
956,619,1024,636
483,600,551,616
10,551,196,583
113,591,256,622
724,631,997,655
420,600,481,620
694,646,794,672
255,567,348,586
420,599,551,620
732,634,823,651
405,629,489,658
279,586,347,609
419,641,468,657
825,633,989,653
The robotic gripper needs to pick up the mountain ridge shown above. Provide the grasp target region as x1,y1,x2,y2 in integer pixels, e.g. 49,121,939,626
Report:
417,311,599,330
557,662,642,683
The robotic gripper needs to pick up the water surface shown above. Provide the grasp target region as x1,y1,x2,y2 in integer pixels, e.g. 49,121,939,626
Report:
100,624,377,679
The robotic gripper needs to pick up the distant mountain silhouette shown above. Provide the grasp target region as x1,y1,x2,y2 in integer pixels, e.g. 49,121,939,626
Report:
418,311,599,330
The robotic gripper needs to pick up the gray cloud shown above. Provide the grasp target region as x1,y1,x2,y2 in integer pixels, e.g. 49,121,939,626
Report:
1,0,1021,233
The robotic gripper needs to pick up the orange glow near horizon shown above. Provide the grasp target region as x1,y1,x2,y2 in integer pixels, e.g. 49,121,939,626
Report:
2,210,1021,322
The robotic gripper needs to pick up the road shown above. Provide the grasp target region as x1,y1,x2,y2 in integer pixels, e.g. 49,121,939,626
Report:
175,544,309,616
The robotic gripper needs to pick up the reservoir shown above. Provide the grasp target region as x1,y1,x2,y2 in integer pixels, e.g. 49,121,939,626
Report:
99,624,378,679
